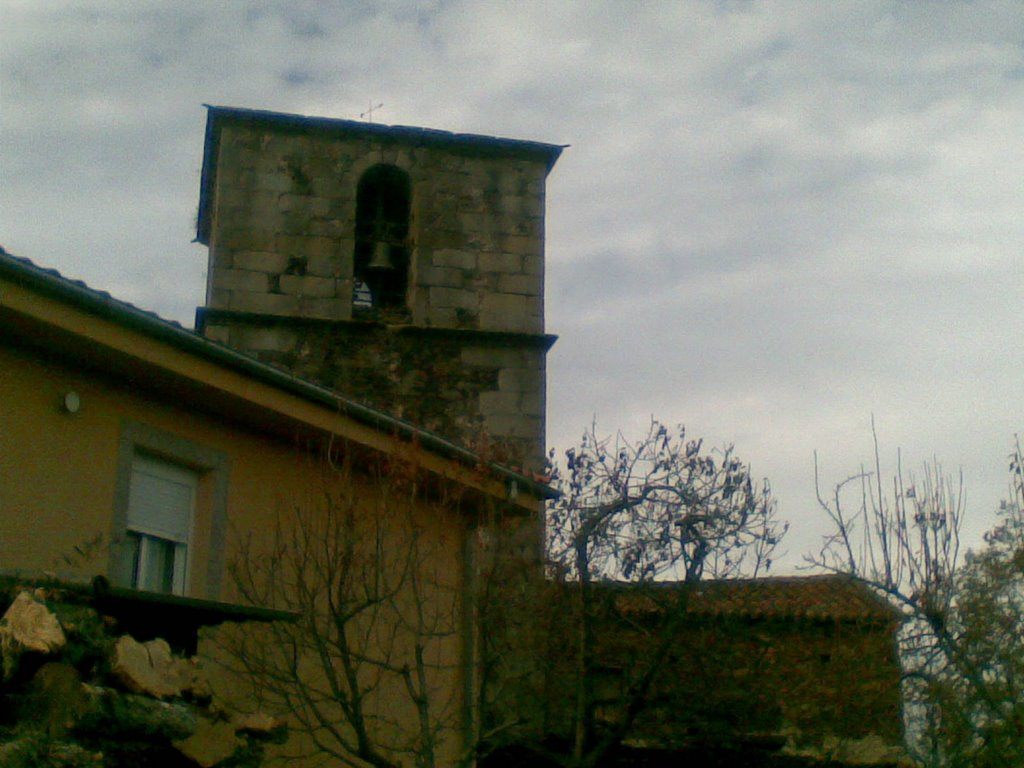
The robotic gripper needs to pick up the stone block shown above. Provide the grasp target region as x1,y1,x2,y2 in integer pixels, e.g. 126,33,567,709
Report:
275,234,305,257
278,193,318,212
280,274,337,298
222,208,285,236
429,287,478,311
410,285,430,325
456,212,489,233
244,194,288,223
206,288,232,309
300,295,350,321
264,133,306,156
433,249,478,270
522,254,544,276
279,212,312,237
481,292,540,318
455,308,481,329
230,147,262,170
479,253,521,274
519,390,545,416
215,185,256,210
498,367,541,392
484,413,542,441
423,226,467,251
309,234,337,259
228,291,300,316
211,268,269,293
467,270,499,293
231,326,298,353
216,229,277,253
455,189,485,214
207,245,233,269
479,390,520,416
304,217,347,237
480,310,543,334
307,251,349,279
253,170,293,193
217,169,259,197
419,266,466,289
493,169,531,195
502,235,539,256
498,274,540,296
316,138,347,161
222,125,259,150
202,323,230,344
232,250,289,274
506,194,545,219
424,307,459,327
511,216,544,238
461,347,527,368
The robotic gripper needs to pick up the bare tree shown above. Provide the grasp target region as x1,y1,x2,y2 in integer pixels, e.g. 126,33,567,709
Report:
809,425,1024,766
212,420,783,768
219,447,473,768
522,419,784,767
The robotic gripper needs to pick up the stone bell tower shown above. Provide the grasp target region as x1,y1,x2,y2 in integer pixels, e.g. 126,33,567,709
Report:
195,106,563,472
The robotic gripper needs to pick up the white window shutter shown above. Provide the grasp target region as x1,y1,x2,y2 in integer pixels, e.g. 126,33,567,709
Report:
127,455,195,543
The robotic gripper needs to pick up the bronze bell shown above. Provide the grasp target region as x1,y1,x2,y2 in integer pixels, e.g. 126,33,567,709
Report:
366,241,395,271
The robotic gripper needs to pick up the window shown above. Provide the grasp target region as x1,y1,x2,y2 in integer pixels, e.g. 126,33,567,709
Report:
125,455,195,594
353,164,411,310
111,422,229,599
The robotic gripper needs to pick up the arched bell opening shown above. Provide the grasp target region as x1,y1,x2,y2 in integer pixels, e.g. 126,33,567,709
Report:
352,164,411,311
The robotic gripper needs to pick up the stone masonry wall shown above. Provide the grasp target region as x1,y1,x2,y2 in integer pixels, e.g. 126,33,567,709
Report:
201,314,549,471
206,123,547,334
538,605,905,765
201,119,554,469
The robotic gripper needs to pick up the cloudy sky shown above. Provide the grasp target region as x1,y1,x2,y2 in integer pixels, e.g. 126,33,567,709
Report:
3,1,1022,568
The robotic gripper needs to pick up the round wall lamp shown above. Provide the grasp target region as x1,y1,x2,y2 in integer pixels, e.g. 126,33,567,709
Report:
62,391,81,414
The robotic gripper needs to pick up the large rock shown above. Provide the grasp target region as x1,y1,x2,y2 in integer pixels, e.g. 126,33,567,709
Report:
0,591,67,680
174,719,243,767
231,711,288,743
110,635,191,699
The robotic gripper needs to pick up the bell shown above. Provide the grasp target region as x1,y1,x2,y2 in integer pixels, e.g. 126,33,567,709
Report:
366,241,395,271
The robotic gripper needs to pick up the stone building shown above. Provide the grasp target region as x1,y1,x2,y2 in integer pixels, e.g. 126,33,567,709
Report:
519,575,907,767
195,106,564,472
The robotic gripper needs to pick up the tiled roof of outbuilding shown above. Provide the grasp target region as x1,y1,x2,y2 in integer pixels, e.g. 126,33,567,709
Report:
606,574,900,624
686,574,900,622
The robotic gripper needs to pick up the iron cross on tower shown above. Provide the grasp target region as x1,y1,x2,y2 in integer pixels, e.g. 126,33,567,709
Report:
360,101,384,122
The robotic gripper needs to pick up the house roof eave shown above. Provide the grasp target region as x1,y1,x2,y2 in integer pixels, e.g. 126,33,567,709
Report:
0,248,558,503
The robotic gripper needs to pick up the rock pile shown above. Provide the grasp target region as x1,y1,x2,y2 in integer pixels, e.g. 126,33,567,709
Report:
0,586,284,767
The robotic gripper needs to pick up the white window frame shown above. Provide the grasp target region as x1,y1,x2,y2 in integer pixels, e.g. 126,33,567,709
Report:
111,421,230,599
126,454,196,595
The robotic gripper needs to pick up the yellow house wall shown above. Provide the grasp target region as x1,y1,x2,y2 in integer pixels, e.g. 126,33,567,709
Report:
0,338,473,764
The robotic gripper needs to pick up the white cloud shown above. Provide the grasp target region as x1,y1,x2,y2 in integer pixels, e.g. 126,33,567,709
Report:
2,0,1022,569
